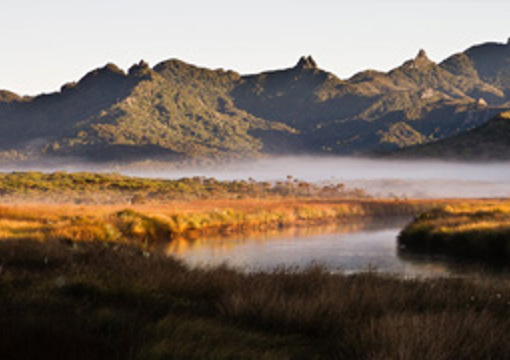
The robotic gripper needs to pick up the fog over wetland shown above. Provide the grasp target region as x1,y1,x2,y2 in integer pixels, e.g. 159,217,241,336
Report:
125,157,510,199
3,156,510,198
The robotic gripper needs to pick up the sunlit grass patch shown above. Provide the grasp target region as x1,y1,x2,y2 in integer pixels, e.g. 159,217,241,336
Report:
0,198,438,246
0,218,48,240
399,202,510,262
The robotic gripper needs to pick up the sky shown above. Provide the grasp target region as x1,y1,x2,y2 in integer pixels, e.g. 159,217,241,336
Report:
1,0,509,95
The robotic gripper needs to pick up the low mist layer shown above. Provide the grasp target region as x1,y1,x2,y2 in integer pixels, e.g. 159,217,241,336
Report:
125,157,510,198
2,156,510,198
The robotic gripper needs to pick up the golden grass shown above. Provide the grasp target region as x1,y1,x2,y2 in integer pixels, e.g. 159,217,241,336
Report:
0,219,48,240
441,202,510,215
0,198,444,245
399,200,510,261
441,221,510,233
0,198,506,247
425,202,510,234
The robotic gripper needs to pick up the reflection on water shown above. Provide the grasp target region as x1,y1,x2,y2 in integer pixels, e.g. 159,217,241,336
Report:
164,217,510,278
162,217,479,278
166,221,370,256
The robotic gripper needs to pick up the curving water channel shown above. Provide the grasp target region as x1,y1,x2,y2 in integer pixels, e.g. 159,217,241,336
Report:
164,217,501,278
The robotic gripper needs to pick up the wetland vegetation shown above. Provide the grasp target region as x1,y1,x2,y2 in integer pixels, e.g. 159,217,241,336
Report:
3,239,510,360
400,202,510,263
2,172,510,359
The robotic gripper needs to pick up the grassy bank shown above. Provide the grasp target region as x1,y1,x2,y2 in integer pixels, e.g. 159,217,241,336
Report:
1,239,510,359
0,171,438,245
0,171,369,203
399,202,510,262
0,198,431,246
3,171,504,247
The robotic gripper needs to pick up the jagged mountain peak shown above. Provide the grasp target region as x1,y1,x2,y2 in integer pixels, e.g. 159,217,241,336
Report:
416,49,429,60
391,49,437,74
410,49,435,69
295,55,318,70
128,60,151,77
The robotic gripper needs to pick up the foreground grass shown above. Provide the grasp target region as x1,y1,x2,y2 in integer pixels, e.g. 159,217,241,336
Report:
399,202,510,262
1,240,510,359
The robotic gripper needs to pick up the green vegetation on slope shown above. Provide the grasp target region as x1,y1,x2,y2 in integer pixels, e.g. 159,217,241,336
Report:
396,111,510,160
1,40,510,162
42,61,296,161
378,122,429,148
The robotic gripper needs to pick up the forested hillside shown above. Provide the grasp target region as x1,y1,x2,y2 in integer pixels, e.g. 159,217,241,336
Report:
1,39,510,163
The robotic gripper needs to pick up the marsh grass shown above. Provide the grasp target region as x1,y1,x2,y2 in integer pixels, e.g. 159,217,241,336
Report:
0,171,370,204
0,199,435,246
399,203,510,262
1,240,510,359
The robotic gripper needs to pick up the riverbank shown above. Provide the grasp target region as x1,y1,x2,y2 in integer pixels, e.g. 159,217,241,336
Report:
3,171,508,247
399,202,510,262
1,239,509,360
0,171,436,245
0,198,435,246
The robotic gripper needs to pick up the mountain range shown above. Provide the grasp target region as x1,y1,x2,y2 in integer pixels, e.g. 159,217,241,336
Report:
1,38,510,163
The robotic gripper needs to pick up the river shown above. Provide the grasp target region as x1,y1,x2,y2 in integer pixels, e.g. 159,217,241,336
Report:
164,216,502,278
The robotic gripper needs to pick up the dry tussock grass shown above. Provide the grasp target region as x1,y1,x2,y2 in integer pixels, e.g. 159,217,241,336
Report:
1,240,510,359
400,200,510,262
0,198,441,244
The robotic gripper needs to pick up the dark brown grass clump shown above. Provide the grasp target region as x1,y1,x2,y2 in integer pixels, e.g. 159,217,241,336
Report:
1,240,510,359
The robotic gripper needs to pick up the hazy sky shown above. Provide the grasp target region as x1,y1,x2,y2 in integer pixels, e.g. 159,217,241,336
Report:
1,0,509,95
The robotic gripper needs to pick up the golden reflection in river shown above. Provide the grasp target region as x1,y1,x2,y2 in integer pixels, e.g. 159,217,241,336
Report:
165,221,370,256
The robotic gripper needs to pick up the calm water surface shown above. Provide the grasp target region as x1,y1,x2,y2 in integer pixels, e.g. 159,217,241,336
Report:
164,217,497,278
